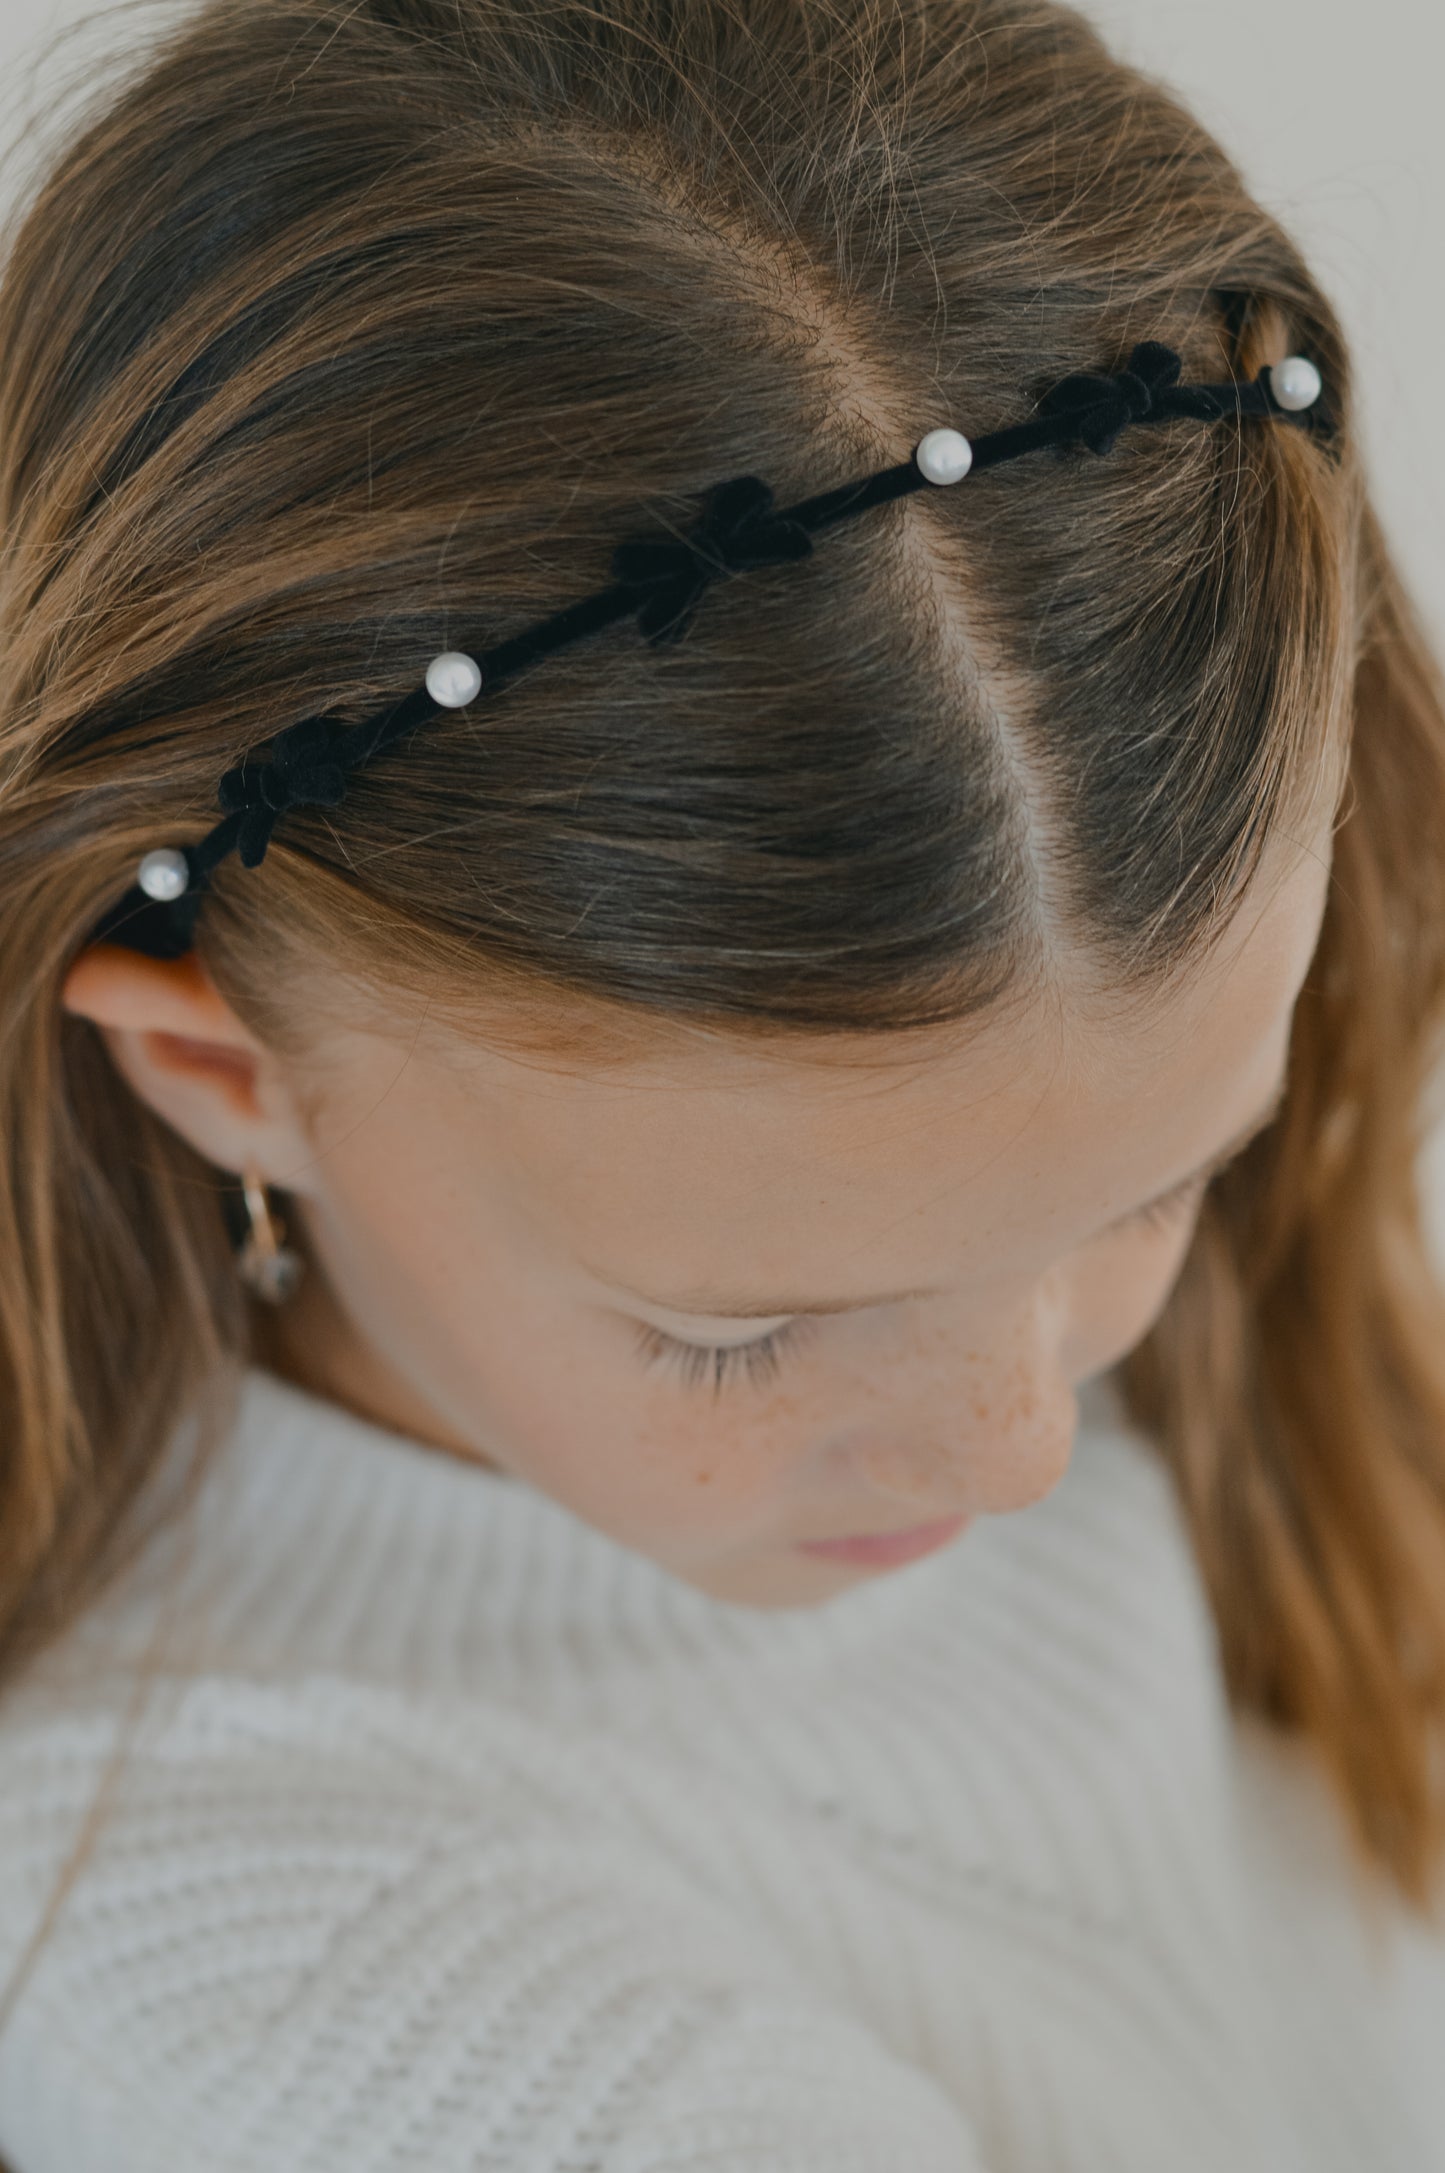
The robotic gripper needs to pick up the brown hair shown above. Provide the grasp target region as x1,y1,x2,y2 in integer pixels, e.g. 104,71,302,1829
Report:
2,0,1444,2049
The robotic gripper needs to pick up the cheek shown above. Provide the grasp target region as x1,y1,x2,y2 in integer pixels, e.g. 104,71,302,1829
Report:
544,1352,805,1552
1065,1216,1201,1366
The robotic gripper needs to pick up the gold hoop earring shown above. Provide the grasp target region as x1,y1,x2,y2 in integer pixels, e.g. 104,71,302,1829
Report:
236,1165,305,1305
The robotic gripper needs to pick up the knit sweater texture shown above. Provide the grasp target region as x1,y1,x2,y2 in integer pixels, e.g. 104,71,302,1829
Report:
0,1360,1442,2172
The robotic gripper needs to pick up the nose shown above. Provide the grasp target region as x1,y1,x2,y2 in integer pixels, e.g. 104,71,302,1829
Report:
857,1366,1079,1519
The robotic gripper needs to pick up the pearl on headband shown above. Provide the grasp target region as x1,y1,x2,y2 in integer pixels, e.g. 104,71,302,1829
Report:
137,846,191,901
914,428,974,485
425,651,483,707
1269,356,1323,413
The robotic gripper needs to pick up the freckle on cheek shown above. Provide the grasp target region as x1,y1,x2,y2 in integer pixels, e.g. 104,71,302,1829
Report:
694,1471,714,1486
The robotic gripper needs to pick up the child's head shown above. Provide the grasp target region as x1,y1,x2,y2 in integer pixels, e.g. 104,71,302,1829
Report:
60,821,1331,1608
4,0,1445,1895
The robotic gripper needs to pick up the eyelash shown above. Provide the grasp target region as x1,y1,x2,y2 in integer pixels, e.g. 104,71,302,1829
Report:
634,1170,1217,1395
633,1316,817,1394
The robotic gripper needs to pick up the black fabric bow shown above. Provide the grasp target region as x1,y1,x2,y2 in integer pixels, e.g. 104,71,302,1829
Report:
1037,340,1184,456
216,712,352,867
611,473,814,646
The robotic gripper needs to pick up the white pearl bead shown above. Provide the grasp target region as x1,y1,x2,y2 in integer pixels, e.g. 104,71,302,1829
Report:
136,846,190,902
1270,355,1322,412
425,651,483,708
915,428,974,486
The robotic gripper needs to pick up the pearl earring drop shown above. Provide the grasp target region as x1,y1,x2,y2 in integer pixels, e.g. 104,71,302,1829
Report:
235,1166,305,1304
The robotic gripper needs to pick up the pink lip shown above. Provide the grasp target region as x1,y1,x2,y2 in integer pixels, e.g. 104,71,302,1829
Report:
797,1514,972,1567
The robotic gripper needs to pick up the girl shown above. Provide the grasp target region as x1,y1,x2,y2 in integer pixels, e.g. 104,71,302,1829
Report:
0,0,1443,2165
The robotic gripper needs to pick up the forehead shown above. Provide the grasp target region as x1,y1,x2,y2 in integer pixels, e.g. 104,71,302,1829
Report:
339,828,1332,1293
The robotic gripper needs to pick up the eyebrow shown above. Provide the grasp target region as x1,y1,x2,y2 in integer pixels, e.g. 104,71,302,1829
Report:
603,1072,1290,1321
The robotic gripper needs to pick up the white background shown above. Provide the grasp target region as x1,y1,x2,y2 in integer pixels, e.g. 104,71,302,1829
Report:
3,0,1444,1233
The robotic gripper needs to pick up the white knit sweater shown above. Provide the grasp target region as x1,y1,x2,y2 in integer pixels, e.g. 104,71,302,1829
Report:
0,1361,1442,2173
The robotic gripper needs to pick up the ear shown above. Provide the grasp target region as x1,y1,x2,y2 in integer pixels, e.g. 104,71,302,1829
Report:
60,942,322,1196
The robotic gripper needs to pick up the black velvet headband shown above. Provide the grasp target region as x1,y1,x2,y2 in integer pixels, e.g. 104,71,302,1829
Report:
95,339,1327,959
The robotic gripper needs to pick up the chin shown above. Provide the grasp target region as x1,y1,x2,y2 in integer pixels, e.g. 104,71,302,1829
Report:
675,1549,875,1611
